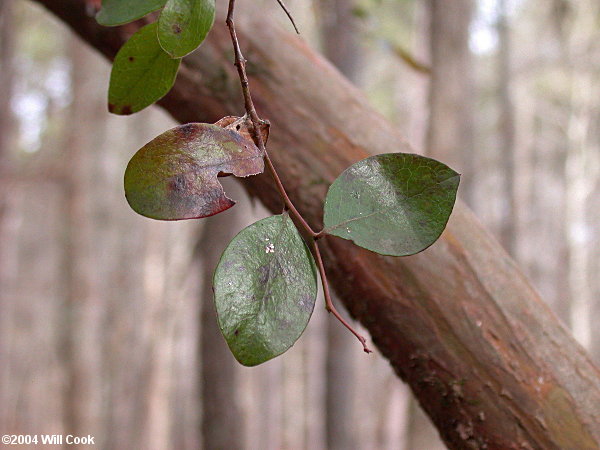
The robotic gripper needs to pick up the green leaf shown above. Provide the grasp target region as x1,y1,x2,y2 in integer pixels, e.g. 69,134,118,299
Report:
124,123,264,220
323,153,459,256
108,22,180,115
213,213,318,366
158,0,216,58
97,0,167,26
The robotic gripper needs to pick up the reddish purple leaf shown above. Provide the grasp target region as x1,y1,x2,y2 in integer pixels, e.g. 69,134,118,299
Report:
124,122,264,220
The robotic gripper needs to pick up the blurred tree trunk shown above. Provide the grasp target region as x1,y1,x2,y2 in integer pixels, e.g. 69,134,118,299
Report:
512,3,571,325
315,0,361,448
564,72,596,354
0,0,16,291
0,7,68,437
0,0,16,171
563,1,599,357
60,36,102,442
0,0,18,432
198,181,245,450
323,319,356,450
426,0,475,206
33,2,600,447
0,0,17,291
315,0,361,80
496,0,518,256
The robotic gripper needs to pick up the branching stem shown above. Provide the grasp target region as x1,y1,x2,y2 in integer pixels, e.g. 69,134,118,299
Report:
225,0,371,353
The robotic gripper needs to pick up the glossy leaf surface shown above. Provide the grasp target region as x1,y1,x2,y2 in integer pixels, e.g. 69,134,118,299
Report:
323,153,459,256
213,213,318,366
158,0,216,58
108,23,180,115
124,123,264,220
97,0,167,26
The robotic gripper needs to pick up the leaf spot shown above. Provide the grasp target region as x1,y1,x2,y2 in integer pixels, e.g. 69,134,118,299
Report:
168,174,186,192
172,23,182,34
176,123,199,139
128,56,135,62
298,294,313,312
265,243,275,253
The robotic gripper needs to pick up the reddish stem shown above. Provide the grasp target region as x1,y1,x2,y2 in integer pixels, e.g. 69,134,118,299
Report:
311,239,372,353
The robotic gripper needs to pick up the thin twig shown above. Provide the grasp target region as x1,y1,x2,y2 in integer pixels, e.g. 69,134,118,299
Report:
264,153,318,238
226,0,316,238
275,0,300,34
226,0,371,353
311,239,372,354
226,0,261,128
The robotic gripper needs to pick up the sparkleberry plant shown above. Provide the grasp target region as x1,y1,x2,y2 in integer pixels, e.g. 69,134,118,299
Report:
96,0,460,366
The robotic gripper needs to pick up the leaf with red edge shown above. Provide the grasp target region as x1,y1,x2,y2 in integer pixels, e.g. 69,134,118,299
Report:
124,122,264,220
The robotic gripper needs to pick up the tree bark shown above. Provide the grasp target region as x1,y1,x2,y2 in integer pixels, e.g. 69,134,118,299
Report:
31,1,600,448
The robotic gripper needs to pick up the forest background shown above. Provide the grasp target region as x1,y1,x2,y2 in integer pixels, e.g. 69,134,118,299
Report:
1,0,599,448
